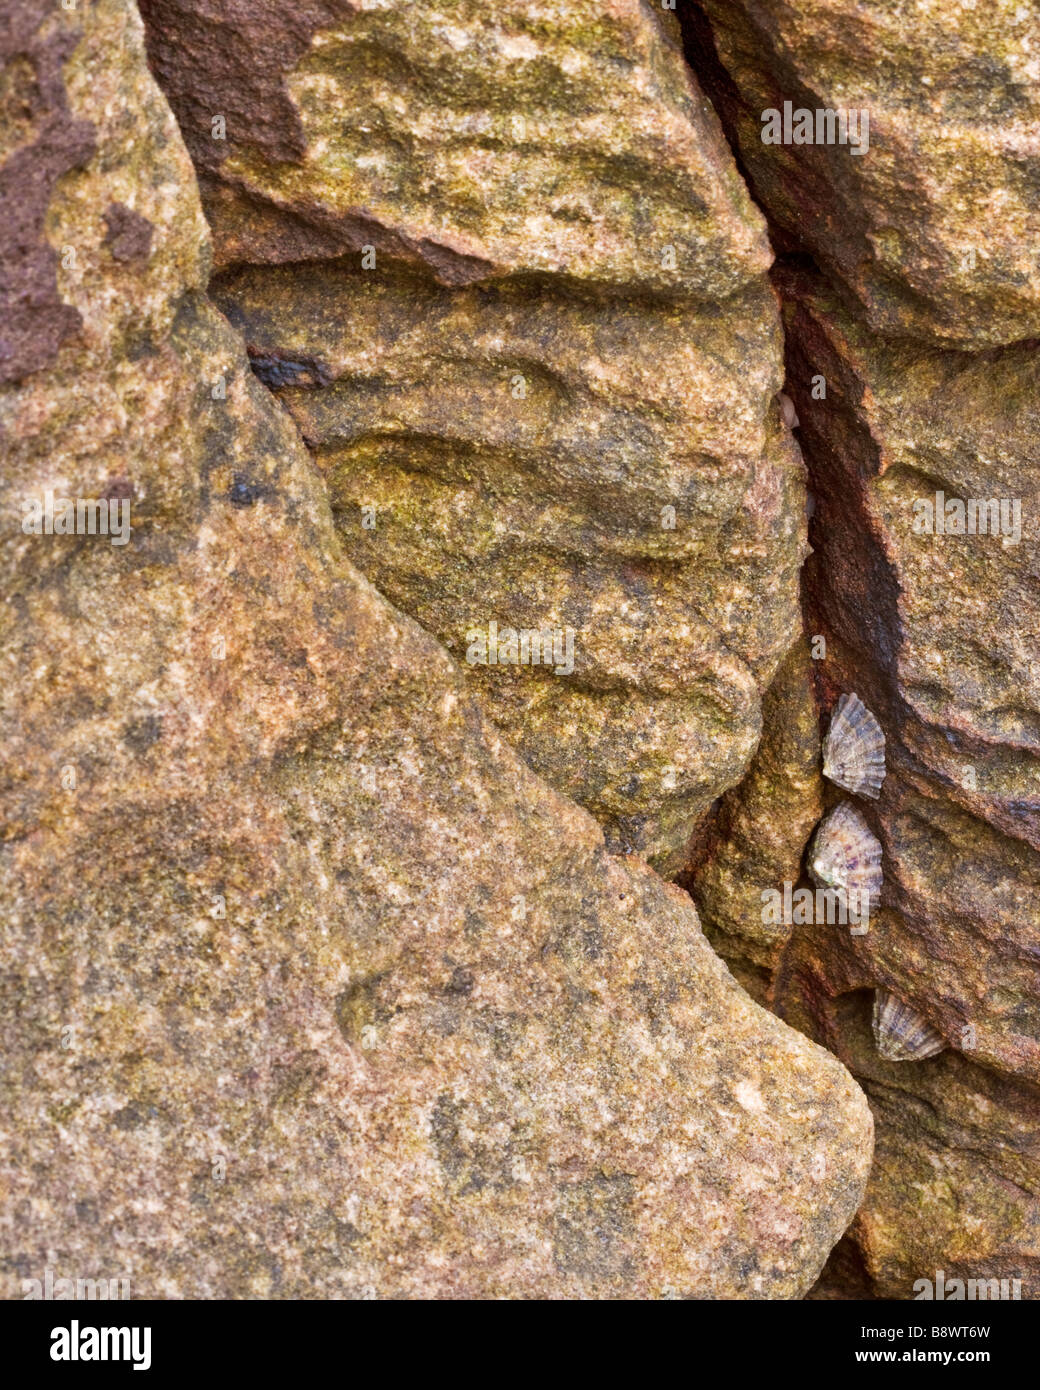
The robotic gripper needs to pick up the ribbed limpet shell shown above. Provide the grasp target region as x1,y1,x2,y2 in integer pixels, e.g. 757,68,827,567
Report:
872,989,946,1062
823,692,886,799
809,800,883,900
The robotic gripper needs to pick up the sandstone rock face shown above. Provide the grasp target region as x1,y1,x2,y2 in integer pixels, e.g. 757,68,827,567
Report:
690,0,1040,347
139,0,769,298
783,271,1040,1076
208,260,806,870
138,0,807,871
781,957,1040,1300
680,0,1040,1300
0,0,873,1299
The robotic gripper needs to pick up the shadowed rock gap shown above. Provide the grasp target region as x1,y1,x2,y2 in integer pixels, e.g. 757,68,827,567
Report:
678,0,1040,1301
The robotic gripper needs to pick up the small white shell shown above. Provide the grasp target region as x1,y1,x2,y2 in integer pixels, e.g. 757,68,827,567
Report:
823,693,886,799
809,800,883,900
778,391,800,428
872,990,946,1062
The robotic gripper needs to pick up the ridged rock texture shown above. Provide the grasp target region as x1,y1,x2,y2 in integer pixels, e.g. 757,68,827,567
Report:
139,0,808,873
689,0,1040,348
683,0,1040,1298
0,0,874,1299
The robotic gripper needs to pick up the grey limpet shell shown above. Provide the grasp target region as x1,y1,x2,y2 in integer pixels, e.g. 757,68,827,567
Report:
872,989,946,1062
809,800,883,900
823,692,886,799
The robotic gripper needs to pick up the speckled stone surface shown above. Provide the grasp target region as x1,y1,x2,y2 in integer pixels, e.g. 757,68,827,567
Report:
689,0,1040,347
140,0,770,299
687,639,825,1005
134,0,808,871
0,0,872,1299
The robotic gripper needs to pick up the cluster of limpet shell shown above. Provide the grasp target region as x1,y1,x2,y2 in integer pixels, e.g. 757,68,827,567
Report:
809,692,886,905
808,693,942,1060
801,696,952,1061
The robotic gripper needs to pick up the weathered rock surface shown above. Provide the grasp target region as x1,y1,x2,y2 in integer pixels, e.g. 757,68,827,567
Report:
687,0,1040,347
140,0,769,298
1,0,208,382
781,964,1040,1300
209,258,806,871
0,0,873,1299
136,0,808,870
682,0,1040,1298
695,271,1040,1060
699,269,1040,1297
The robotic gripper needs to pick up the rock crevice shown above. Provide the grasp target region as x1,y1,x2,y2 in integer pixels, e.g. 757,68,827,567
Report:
681,0,1040,1300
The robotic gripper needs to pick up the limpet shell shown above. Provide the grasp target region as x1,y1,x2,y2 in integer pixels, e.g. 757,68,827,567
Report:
872,989,946,1062
809,800,883,901
823,692,886,799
